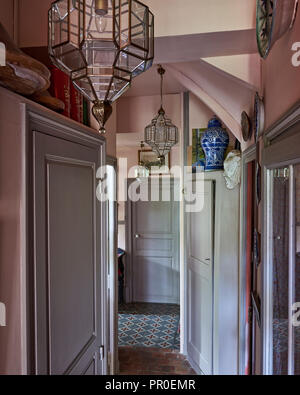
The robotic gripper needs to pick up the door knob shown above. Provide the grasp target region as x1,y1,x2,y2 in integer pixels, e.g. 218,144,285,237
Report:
135,234,141,239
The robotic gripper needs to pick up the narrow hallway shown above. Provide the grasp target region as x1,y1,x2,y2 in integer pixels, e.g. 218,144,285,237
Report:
1,0,300,378
119,347,196,376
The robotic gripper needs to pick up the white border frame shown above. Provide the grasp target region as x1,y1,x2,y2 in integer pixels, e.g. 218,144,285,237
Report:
262,165,273,375
262,103,300,375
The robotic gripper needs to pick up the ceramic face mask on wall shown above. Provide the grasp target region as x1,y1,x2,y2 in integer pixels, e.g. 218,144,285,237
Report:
223,150,241,190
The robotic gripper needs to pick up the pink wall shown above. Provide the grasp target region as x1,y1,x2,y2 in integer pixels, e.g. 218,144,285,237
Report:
167,60,256,144
189,92,236,148
0,0,14,39
189,92,214,139
143,0,255,37
18,0,52,48
262,10,300,129
17,0,255,47
117,94,182,134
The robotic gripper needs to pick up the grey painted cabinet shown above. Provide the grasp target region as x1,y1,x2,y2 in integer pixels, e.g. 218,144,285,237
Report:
29,113,106,375
32,133,104,374
187,180,214,375
0,88,106,374
186,172,239,375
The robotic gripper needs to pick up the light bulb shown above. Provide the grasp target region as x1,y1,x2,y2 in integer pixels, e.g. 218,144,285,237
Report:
95,15,107,33
95,0,108,33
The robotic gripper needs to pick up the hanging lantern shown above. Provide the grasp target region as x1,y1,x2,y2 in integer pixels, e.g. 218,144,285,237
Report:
48,0,154,133
144,65,178,160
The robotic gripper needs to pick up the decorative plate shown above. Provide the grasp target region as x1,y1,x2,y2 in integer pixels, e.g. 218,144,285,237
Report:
253,92,265,142
256,0,275,58
241,111,252,142
256,0,299,59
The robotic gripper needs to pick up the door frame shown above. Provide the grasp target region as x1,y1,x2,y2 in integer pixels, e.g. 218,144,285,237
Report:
23,104,107,374
262,102,300,375
239,144,256,375
106,156,118,375
125,177,181,304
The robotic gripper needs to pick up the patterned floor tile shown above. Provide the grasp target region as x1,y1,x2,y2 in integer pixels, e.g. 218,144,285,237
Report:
119,303,180,350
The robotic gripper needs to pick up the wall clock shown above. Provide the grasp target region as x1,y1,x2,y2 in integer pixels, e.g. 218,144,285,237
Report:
253,92,265,142
256,0,299,59
241,111,252,142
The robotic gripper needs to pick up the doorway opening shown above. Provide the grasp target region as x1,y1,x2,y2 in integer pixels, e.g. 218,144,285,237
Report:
117,178,182,370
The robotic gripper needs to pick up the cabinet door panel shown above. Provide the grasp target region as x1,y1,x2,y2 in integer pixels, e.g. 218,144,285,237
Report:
187,180,214,375
33,131,104,375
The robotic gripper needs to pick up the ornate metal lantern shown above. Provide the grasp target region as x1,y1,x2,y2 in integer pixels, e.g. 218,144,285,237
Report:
144,65,178,160
49,0,154,132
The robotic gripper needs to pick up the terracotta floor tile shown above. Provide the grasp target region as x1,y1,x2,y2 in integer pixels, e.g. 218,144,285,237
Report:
118,347,196,376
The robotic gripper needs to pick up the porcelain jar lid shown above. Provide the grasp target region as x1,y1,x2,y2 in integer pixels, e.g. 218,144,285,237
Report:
207,116,222,128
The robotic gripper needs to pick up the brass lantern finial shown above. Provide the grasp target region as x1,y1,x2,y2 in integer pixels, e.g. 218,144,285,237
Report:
92,100,113,134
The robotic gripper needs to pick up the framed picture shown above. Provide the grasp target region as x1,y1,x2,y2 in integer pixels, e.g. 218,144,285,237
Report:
192,128,206,172
138,150,170,175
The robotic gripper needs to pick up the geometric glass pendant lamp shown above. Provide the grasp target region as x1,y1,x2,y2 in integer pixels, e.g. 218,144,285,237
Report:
144,65,179,161
48,0,154,133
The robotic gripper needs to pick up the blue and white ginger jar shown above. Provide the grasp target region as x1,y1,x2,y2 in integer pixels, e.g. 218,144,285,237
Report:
201,116,229,171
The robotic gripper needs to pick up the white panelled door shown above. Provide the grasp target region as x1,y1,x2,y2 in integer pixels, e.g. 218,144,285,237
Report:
130,180,180,304
187,180,214,375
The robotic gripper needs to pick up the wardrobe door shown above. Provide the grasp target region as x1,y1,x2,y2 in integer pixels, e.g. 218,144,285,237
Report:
131,181,180,304
187,180,214,375
32,131,104,375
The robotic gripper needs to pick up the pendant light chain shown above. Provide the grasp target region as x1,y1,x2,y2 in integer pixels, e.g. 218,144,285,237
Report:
159,66,167,158
160,68,163,109
158,65,165,113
